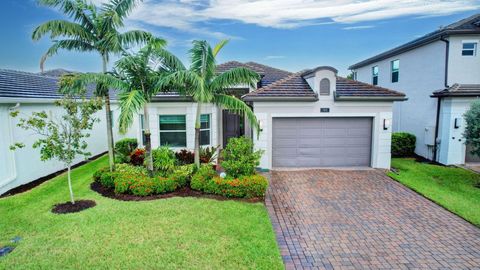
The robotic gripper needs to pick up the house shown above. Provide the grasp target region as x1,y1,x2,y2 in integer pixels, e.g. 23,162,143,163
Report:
0,69,134,195
349,13,480,165
0,62,405,194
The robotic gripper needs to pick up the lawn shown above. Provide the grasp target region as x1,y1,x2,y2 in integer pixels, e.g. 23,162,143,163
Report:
388,158,480,226
0,155,283,269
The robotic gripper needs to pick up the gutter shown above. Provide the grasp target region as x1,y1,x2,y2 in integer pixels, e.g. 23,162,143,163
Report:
334,95,408,101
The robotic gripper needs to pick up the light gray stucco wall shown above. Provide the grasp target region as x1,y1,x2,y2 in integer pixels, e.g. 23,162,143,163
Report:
354,41,446,160
448,35,480,85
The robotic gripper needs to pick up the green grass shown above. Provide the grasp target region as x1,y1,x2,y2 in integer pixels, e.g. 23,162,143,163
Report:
388,158,480,226
0,156,283,269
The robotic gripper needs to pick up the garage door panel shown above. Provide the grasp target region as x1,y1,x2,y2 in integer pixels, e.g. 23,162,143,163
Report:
272,117,372,167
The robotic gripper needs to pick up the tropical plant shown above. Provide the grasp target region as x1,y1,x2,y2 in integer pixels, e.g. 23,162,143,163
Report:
221,137,263,178
32,0,152,172
10,77,102,204
464,100,480,158
157,40,260,168
71,38,183,175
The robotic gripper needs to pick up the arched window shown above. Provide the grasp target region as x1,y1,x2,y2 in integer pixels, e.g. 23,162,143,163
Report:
319,78,330,96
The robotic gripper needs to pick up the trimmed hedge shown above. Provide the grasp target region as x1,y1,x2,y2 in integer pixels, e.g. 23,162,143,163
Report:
93,163,193,196
191,165,268,198
391,132,416,157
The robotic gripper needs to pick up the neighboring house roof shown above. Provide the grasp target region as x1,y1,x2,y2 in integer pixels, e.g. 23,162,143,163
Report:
0,69,110,101
432,83,480,97
349,13,480,69
243,67,406,101
39,69,74,78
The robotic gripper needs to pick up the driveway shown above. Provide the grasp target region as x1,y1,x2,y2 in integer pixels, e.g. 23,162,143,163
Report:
266,169,480,270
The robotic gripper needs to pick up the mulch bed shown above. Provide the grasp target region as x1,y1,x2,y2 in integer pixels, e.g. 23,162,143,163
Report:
51,200,97,214
90,181,263,203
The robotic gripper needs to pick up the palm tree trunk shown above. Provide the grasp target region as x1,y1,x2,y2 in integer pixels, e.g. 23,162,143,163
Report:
102,54,115,172
143,104,154,176
194,102,202,168
67,164,75,204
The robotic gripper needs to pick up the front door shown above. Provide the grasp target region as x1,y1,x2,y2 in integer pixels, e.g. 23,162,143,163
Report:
222,110,244,148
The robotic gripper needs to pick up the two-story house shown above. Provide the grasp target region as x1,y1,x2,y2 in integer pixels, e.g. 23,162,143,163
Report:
349,14,480,165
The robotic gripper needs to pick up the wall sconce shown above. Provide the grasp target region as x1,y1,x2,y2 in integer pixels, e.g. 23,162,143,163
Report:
259,120,264,132
383,119,391,130
454,118,461,129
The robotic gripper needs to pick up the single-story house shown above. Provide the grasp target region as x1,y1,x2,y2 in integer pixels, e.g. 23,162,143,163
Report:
0,62,405,195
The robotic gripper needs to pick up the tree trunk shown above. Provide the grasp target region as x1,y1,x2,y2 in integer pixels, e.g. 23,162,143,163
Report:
67,164,75,204
143,104,154,176
102,55,115,172
194,102,202,168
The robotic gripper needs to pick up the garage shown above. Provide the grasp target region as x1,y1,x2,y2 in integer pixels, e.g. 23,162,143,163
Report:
272,117,372,167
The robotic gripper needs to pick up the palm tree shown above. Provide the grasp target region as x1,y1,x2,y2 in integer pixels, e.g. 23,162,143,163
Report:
72,38,183,175
158,40,261,168
32,0,152,172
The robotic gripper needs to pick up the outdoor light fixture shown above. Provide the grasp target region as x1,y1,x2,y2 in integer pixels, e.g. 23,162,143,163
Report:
454,118,461,129
383,119,391,130
259,120,264,131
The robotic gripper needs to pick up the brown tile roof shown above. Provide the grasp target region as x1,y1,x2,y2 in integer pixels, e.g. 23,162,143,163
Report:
216,61,291,87
243,72,406,101
432,84,480,97
216,61,265,74
243,71,318,101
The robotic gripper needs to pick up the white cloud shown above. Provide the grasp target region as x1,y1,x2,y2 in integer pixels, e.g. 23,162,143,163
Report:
342,25,374,30
264,55,286,60
126,0,479,31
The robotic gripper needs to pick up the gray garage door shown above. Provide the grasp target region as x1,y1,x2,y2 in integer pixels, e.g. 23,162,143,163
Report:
272,117,372,167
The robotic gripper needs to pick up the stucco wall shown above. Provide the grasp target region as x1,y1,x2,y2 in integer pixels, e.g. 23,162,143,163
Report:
353,41,446,159
447,35,480,85
437,97,480,165
0,102,135,195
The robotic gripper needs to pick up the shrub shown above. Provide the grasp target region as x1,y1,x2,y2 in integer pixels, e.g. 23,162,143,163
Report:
115,138,138,163
130,148,146,166
93,166,115,188
391,132,416,157
464,100,480,158
152,146,177,174
153,177,179,194
176,149,194,165
93,166,109,181
190,164,216,191
200,146,218,164
170,164,196,186
221,137,263,178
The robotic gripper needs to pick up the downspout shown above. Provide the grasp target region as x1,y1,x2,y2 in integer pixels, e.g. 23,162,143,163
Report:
433,36,450,162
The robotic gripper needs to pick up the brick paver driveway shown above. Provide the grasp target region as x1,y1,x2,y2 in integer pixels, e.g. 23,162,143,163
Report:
266,169,480,269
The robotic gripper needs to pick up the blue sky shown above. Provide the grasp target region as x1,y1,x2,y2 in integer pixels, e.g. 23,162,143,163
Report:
0,0,479,76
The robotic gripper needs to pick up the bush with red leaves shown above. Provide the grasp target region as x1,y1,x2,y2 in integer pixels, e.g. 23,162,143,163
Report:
129,148,146,166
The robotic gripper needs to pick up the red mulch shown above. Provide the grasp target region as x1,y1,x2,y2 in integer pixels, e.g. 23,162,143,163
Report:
90,181,263,203
51,200,97,214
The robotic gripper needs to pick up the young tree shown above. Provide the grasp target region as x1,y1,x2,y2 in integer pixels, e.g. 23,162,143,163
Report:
157,40,260,168
10,78,102,204
464,100,480,158
32,0,152,172
72,38,183,175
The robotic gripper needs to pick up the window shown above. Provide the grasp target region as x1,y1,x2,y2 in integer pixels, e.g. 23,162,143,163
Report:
200,114,210,146
352,71,357,80
140,114,146,145
159,115,186,147
319,78,330,95
372,66,379,85
391,60,399,83
462,42,477,56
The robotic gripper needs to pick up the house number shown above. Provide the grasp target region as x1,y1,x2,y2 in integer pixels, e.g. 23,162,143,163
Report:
320,108,330,113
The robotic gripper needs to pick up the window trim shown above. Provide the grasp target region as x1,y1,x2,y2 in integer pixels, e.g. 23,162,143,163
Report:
139,114,146,146
391,60,399,83
159,114,187,147
200,113,211,146
462,41,477,56
372,66,379,85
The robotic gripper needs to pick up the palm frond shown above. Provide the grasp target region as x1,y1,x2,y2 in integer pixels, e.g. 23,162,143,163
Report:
100,0,139,28
189,40,215,80
32,20,94,41
118,30,153,48
213,94,259,132
38,0,96,32
151,47,186,73
210,67,260,92
40,39,95,71
155,70,202,96
118,89,145,133
212,39,229,57
74,72,130,93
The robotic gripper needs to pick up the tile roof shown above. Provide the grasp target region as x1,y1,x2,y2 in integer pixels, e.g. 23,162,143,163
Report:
216,61,292,87
432,84,480,97
243,71,406,101
0,69,114,100
350,13,480,69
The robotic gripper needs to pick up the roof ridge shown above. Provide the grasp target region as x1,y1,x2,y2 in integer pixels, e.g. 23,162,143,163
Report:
445,13,480,29
337,76,406,96
245,61,292,74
